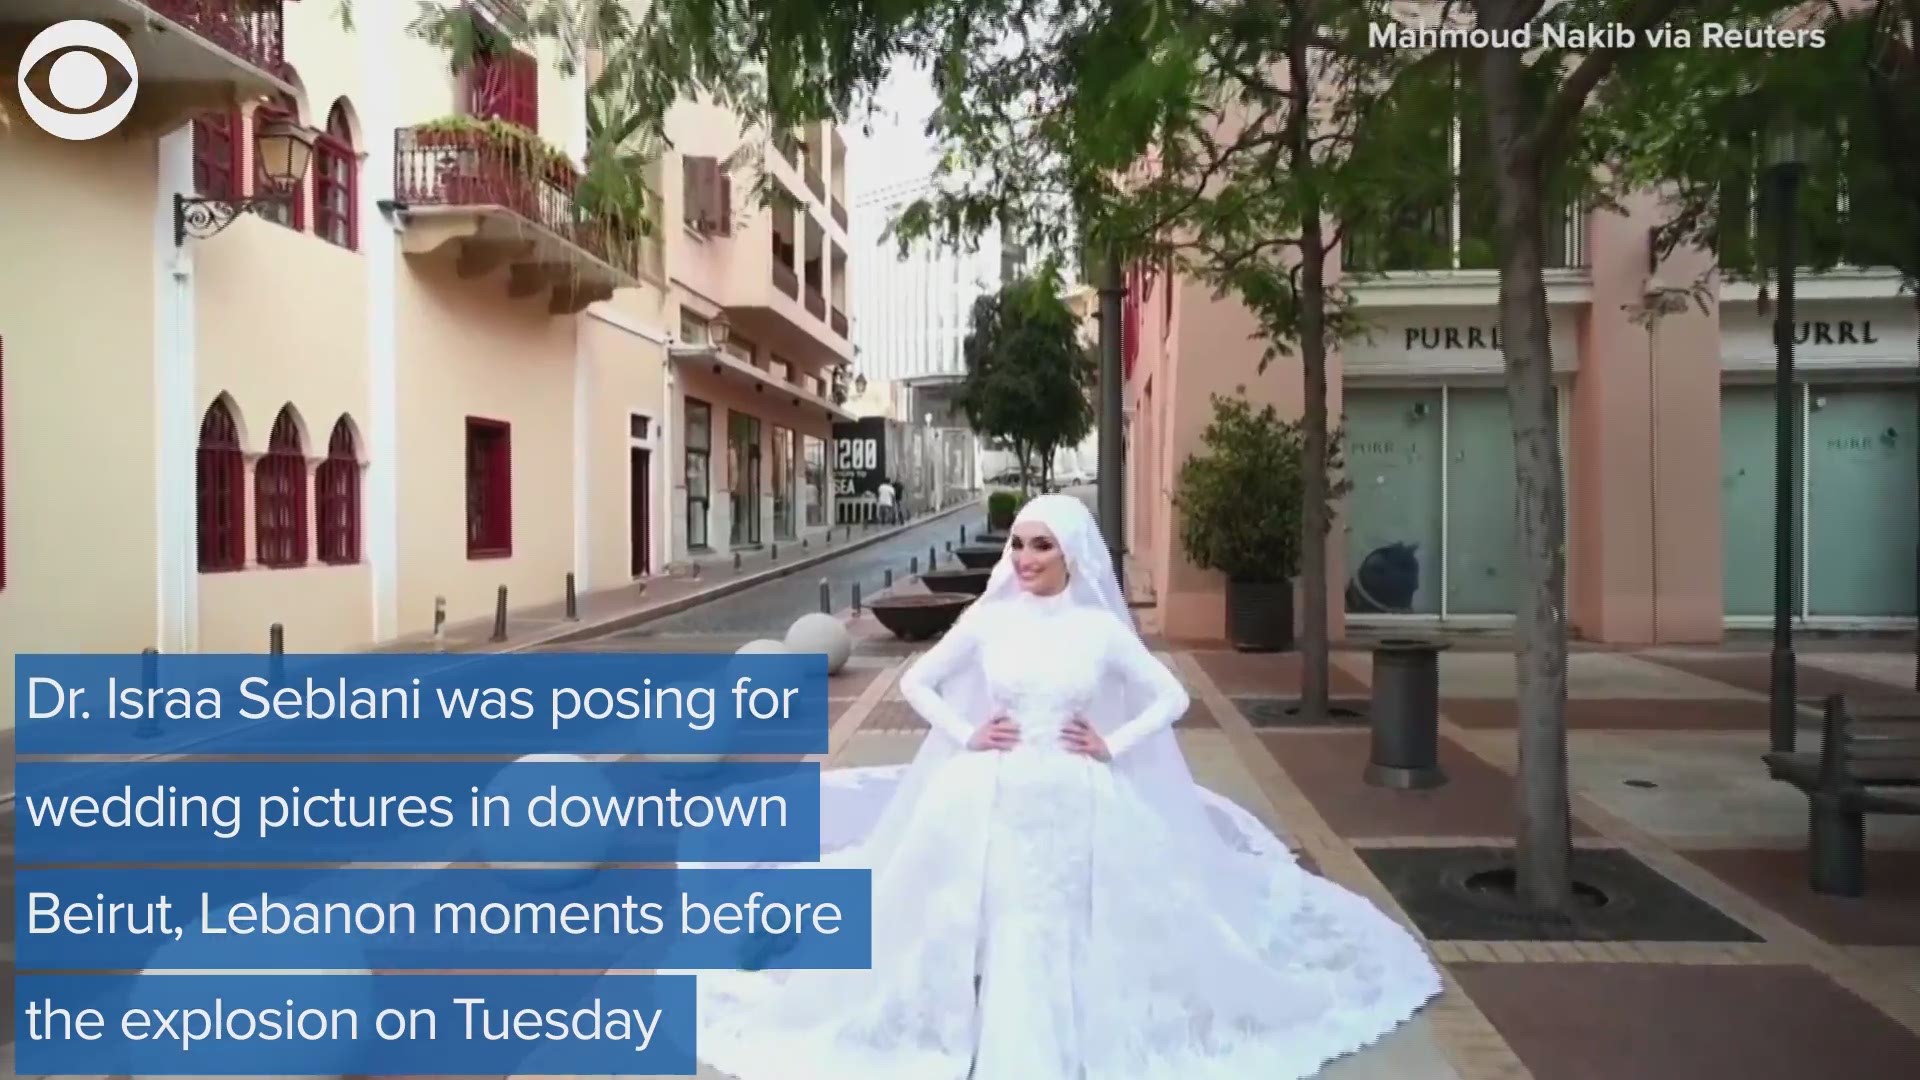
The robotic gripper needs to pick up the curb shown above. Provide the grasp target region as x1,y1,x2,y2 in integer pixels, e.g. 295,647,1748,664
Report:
521,498,984,651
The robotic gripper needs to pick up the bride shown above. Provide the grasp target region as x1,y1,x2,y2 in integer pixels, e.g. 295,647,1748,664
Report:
695,494,1442,1080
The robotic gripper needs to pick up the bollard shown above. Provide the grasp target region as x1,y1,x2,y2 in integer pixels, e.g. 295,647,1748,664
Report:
565,572,579,621
961,525,968,543
946,541,953,553
133,647,163,739
268,623,285,683
802,537,809,551
819,579,831,614
734,551,743,572
433,596,447,652
884,568,893,589
1364,639,1450,789
490,586,509,644
852,582,863,614
771,543,779,562
929,545,937,569
910,556,919,574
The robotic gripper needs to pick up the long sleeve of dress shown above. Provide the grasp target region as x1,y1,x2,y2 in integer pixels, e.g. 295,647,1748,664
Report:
1102,621,1192,759
897,615,982,744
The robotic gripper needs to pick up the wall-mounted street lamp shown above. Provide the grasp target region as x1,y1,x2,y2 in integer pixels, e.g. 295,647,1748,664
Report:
174,116,322,247
853,371,869,396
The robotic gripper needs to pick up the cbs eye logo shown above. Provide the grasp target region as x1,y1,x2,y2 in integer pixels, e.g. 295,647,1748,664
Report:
17,21,140,141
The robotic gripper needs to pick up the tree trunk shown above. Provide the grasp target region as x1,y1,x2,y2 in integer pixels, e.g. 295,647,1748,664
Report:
1479,44,1574,913
1290,13,1332,719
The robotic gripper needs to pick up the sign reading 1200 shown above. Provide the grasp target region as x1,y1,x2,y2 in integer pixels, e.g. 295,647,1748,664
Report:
835,438,879,472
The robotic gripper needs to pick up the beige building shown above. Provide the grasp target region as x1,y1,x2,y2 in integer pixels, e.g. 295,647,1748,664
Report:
0,1,855,732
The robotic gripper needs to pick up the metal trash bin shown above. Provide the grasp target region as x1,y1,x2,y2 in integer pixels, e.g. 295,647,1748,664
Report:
1365,638,1449,790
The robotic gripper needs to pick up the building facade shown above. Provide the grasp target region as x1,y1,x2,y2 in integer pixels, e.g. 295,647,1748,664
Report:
1125,195,1917,645
849,174,1026,424
0,1,853,732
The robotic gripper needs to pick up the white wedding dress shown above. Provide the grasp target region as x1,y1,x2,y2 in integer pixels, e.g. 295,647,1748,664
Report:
695,496,1442,1080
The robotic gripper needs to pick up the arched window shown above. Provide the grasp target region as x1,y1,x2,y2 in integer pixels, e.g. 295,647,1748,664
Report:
197,399,246,572
255,407,308,568
315,417,361,564
254,93,306,230
314,102,359,250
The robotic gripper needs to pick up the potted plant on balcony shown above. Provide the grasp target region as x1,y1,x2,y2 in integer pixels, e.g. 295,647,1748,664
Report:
1174,395,1328,652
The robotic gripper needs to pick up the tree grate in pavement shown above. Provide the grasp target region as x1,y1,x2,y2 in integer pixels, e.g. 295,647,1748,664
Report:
1233,697,1371,728
1360,845,1765,943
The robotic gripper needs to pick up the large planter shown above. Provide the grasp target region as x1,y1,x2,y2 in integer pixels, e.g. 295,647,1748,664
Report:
920,568,992,596
871,593,974,641
1225,578,1294,653
954,544,1004,570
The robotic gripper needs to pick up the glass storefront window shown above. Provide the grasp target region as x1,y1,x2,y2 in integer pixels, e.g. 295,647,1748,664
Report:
773,425,796,540
729,412,763,547
804,437,828,527
684,398,711,551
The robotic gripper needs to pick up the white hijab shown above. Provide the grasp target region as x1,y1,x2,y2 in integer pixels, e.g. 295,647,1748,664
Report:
859,494,1285,927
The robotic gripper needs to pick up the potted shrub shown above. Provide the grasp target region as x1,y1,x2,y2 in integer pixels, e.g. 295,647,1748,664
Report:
986,490,1025,531
1174,396,1309,652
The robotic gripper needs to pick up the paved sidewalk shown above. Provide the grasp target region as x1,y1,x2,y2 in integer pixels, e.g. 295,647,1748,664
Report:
373,499,982,656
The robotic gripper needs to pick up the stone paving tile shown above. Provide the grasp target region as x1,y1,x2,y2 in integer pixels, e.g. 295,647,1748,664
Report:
1451,961,1920,1079
1417,651,1764,701
1257,731,1598,840
1684,848,1920,947
826,662,885,701
1849,947,1920,995
1442,697,1770,730
1801,651,1920,690
1640,651,1905,701
1189,650,1370,696
1553,729,1920,847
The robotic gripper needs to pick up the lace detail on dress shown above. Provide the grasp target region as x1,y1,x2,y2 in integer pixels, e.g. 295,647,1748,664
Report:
695,594,1442,1080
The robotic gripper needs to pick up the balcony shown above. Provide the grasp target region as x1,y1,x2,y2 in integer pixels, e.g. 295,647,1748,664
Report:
831,306,849,338
772,261,800,300
831,196,848,230
805,166,826,203
1342,196,1591,308
3,0,294,132
805,288,827,321
394,122,643,314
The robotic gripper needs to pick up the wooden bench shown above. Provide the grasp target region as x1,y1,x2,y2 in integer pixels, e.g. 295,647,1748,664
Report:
1764,693,1920,897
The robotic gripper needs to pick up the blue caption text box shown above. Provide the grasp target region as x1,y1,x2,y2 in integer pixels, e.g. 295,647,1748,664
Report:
16,760,821,864
18,867,873,972
15,973,697,1076
15,652,828,755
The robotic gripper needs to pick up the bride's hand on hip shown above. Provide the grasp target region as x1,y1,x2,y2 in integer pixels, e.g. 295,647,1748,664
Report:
1062,717,1111,762
967,714,1020,751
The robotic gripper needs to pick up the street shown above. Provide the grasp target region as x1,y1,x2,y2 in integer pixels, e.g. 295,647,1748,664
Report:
608,508,985,640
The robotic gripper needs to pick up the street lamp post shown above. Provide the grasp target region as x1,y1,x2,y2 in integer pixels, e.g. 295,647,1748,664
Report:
1766,121,1811,755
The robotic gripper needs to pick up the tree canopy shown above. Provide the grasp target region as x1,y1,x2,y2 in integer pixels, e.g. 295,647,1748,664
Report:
959,262,1096,491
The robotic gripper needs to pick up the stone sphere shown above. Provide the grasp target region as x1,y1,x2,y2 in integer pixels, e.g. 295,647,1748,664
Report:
735,638,790,654
784,612,852,673
477,752,612,888
136,936,373,1077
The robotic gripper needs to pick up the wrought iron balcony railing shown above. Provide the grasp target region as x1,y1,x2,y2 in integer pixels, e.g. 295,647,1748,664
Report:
146,0,287,76
395,125,640,276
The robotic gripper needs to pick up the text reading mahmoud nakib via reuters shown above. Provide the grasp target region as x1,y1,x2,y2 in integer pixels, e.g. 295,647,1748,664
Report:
13,650,863,1076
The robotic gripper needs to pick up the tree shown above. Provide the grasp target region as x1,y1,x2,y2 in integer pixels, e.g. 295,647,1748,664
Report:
1443,0,1810,910
960,264,1097,494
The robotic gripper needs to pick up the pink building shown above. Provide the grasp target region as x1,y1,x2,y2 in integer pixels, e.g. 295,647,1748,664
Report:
1124,195,1918,645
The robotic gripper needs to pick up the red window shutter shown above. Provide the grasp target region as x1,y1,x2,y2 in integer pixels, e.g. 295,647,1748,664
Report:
716,172,733,236
516,51,540,132
495,424,513,553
